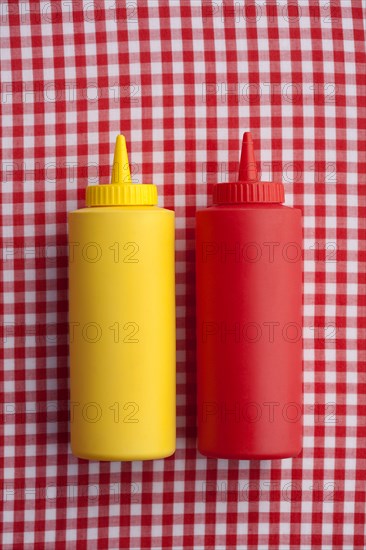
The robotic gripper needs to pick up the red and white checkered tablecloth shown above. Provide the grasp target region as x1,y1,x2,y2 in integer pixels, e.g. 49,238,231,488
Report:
1,1,365,548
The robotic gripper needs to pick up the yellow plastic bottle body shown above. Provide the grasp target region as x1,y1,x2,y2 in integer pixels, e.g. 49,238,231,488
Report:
68,206,176,460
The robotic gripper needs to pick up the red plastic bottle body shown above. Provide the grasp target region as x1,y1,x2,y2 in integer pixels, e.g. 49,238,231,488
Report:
196,204,302,459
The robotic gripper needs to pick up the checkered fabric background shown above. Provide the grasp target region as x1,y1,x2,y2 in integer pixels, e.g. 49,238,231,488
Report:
1,1,365,548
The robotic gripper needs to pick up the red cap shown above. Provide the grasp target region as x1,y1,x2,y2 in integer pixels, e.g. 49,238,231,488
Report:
212,132,285,204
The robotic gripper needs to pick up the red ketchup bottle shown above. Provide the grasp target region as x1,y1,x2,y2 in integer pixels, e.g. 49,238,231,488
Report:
196,132,302,459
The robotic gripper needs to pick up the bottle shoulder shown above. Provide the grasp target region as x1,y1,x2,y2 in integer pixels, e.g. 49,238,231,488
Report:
196,204,302,216
69,205,174,216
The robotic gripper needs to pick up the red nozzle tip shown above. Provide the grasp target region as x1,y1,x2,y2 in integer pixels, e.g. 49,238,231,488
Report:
238,132,258,182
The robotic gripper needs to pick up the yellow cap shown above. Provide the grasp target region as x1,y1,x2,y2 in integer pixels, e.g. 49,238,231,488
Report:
86,135,158,206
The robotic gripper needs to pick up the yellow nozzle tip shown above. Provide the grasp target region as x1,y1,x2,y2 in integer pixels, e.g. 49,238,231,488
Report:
110,134,132,185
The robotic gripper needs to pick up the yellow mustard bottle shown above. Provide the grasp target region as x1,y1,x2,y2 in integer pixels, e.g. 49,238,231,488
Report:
68,135,176,460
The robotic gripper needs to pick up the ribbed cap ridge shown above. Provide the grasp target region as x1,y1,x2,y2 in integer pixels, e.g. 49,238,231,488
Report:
212,132,285,204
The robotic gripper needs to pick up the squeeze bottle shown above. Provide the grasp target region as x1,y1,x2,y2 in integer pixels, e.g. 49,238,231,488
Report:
196,132,302,459
68,135,176,460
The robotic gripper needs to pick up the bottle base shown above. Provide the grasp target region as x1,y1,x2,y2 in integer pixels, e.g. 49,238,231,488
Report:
71,446,176,462
198,446,302,460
